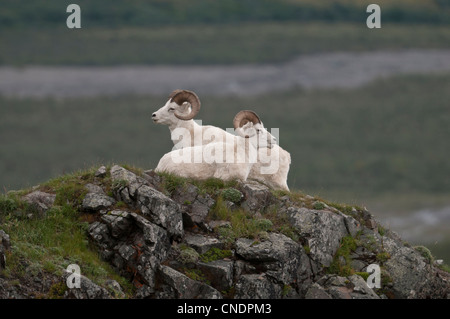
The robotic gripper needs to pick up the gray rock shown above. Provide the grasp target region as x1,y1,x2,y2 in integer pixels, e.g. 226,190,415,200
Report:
283,207,348,267
95,166,107,178
235,233,298,262
305,283,332,299
234,274,281,299
131,213,171,261
197,260,234,292
347,274,380,299
184,233,223,254
84,183,104,194
183,193,215,229
105,279,125,298
62,271,111,299
100,210,132,238
240,181,271,212
110,165,146,198
156,265,222,299
0,230,11,271
82,192,115,211
235,232,313,290
0,230,10,251
136,184,183,240
172,183,199,205
142,169,163,190
382,236,449,298
22,191,56,214
88,221,114,250
315,274,380,299
208,220,232,230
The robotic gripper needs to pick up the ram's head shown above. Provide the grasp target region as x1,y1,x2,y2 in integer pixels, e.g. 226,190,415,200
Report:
152,89,201,125
233,110,277,149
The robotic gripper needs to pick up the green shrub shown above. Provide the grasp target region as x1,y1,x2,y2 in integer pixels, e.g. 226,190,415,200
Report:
221,188,243,203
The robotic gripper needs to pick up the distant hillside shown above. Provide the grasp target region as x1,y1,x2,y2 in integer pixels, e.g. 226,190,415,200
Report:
1,0,449,28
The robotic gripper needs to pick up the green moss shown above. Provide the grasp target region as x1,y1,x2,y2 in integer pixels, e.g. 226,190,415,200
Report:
183,268,210,285
282,284,292,297
327,234,359,277
178,245,200,264
414,245,434,264
199,247,232,263
303,245,311,255
355,272,370,281
376,252,391,264
313,201,325,210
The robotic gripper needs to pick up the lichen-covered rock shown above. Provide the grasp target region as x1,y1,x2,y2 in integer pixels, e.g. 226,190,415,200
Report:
239,181,271,212
313,274,380,299
82,192,115,211
110,165,146,198
189,194,215,227
136,184,183,240
381,236,448,299
62,271,112,299
305,283,332,299
0,230,11,271
94,166,107,178
282,207,348,267
236,232,312,291
22,191,56,214
197,260,234,292
155,265,222,299
184,233,224,254
234,274,281,299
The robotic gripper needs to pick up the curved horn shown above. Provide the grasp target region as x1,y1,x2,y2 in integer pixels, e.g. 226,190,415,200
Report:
233,110,261,129
170,90,201,121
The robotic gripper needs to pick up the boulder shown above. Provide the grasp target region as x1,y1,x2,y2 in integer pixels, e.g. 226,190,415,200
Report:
136,184,183,240
184,233,223,254
197,260,234,292
0,230,11,271
282,207,348,267
82,193,115,211
155,265,222,299
62,271,111,299
239,181,271,212
22,191,56,214
234,274,281,299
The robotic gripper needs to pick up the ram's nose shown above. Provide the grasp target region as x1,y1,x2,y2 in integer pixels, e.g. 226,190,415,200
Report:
152,113,156,118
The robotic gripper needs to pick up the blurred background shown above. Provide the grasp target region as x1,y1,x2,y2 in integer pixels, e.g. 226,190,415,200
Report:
0,0,449,261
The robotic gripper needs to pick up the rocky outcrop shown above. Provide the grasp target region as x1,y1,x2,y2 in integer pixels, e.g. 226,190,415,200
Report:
0,230,10,271
1,165,449,299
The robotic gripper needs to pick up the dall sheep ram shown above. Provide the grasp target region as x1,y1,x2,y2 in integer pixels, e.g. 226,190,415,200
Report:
152,90,291,190
155,111,277,182
152,90,236,149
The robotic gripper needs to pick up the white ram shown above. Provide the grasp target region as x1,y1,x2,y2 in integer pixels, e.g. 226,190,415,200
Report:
152,90,236,150
155,111,276,182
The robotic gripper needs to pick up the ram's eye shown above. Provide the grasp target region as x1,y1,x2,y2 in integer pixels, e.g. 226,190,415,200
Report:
169,108,175,112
